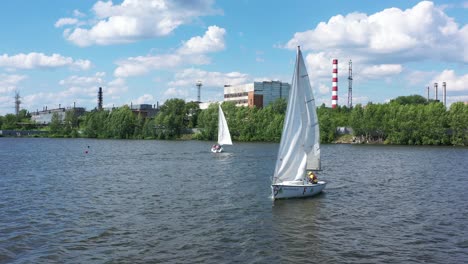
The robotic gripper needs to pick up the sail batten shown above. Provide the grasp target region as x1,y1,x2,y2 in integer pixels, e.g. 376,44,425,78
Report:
272,47,320,184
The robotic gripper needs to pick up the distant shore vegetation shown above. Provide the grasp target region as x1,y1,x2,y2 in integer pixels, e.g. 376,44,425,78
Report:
1,95,467,146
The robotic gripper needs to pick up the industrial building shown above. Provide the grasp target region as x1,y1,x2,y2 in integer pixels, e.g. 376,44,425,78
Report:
129,103,159,118
31,106,86,124
223,81,290,108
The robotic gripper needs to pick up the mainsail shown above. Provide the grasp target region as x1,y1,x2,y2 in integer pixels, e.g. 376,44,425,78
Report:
272,47,320,184
217,104,232,146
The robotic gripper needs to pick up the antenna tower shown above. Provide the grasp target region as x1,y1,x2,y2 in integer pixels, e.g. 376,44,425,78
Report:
196,81,202,103
348,60,353,108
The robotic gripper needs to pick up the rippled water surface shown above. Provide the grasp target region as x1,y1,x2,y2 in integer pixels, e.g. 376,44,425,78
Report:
1,138,467,263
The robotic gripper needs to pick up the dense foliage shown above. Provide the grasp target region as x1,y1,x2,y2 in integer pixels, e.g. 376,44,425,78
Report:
1,95,467,146
0,110,36,131
196,99,286,142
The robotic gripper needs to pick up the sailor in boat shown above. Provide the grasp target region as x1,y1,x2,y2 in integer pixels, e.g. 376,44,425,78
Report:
308,171,318,184
212,143,221,151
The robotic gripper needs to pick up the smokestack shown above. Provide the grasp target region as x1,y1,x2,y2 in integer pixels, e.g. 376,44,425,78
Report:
332,59,338,109
434,82,438,102
442,82,446,106
427,86,430,102
98,87,103,110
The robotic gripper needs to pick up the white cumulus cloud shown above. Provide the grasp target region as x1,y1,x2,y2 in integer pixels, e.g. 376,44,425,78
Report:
0,74,27,93
431,70,468,92
60,0,221,47
287,1,468,64
178,26,226,55
164,87,188,97
59,72,106,86
131,94,155,105
55,18,79,28
114,26,225,78
0,53,92,70
360,64,403,79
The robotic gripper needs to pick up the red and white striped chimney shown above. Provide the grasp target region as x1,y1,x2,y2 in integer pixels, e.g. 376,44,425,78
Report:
332,59,338,108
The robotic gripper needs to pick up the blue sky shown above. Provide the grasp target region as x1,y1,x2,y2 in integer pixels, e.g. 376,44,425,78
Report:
1,0,467,115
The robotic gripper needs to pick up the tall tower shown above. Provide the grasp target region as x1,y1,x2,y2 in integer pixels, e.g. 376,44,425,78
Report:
98,87,103,110
347,60,353,108
442,82,446,106
427,86,430,102
14,91,21,116
196,81,202,103
332,59,338,109
434,82,438,102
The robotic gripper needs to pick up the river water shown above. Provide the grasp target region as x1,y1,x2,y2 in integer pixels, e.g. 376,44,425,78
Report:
0,138,467,263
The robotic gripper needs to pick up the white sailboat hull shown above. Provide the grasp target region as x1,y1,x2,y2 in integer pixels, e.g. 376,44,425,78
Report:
211,147,224,153
272,181,326,199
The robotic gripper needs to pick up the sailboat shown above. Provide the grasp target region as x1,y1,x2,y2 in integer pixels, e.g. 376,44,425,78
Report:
271,46,326,199
211,104,232,153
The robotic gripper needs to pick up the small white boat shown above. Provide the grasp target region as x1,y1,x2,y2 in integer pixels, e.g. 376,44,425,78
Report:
211,104,232,153
271,46,327,199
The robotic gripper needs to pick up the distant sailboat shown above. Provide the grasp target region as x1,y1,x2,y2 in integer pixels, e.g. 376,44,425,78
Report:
211,104,232,153
271,46,326,199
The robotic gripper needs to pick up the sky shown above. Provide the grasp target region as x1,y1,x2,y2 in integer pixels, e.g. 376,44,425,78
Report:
0,0,467,115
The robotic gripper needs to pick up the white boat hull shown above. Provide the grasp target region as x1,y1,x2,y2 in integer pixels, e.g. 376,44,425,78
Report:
272,181,326,199
211,147,224,153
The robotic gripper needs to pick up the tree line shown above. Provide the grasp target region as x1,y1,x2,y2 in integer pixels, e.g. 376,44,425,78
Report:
1,95,467,146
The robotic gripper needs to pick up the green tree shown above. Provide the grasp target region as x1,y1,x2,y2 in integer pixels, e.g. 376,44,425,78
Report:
82,110,110,138
154,99,186,139
142,118,156,139
1,114,17,130
49,112,63,135
197,103,220,140
133,113,145,139
185,101,200,128
448,102,468,146
107,105,136,139
390,94,428,105
63,109,79,137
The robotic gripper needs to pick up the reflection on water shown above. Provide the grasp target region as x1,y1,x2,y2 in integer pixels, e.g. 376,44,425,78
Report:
0,138,467,263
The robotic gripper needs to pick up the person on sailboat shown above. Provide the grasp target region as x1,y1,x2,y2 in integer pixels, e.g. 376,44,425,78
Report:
308,171,318,184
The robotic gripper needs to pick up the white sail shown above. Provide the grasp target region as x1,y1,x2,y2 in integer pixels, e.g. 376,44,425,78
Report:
217,104,232,146
272,47,320,184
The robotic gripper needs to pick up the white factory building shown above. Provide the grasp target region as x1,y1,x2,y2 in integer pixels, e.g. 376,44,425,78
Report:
223,81,290,108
